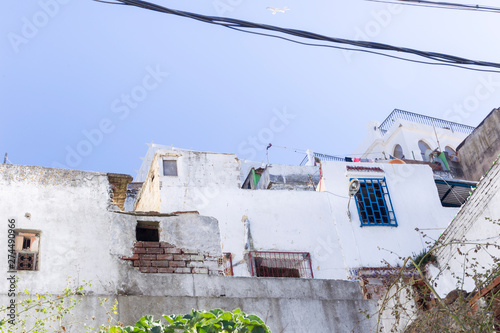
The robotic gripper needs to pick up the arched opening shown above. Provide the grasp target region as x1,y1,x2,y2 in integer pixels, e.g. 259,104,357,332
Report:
444,146,457,161
418,141,432,161
393,144,404,159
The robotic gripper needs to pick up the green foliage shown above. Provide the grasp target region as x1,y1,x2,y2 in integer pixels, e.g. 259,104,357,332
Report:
0,278,92,333
408,249,437,270
373,218,500,332
101,309,271,333
0,280,270,333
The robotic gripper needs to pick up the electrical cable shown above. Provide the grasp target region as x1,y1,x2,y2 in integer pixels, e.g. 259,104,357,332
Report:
96,0,500,73
366,0,500,13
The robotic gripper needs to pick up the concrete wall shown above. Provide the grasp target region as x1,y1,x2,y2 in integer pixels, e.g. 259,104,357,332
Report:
456,108,500,181
1,275,377,333
427,159,500,297
256,164,320,190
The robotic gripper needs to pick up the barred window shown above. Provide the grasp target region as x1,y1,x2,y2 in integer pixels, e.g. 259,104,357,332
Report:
248,251,313,278
354,178,397,227
14,231,40,271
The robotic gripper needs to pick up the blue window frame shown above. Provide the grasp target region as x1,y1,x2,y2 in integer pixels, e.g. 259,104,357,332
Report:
353,178,397,227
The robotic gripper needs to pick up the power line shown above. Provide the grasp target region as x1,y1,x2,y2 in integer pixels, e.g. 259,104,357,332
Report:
96,0,500,73
366,0,500,13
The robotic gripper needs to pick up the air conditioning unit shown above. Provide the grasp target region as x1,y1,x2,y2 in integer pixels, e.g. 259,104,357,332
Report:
16,252,37,271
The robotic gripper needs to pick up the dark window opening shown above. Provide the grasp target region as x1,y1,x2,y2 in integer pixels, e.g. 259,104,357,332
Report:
163,160,178,176
248,251,313,278
22,237,31,250
255,261,300,277
136,222,159,242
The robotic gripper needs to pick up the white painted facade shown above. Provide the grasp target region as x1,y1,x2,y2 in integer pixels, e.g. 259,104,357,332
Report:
0,165,221,294
427,159,500,298
135,147,460,280
0,164,378,332
353,111,472,161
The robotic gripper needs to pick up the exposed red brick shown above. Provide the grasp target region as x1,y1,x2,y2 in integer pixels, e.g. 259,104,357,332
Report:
139,260,151,267
158,267,176,273
134,241,144,248
160,242,175,248
146,248,163,254
151,261,170,267
174,254,190,261
143,241,160,248
169,261,186,267
149,267,158,273
140,254,157,260
133,260,140,267
122,254,139,260
157,254,174,260
164,248,182,254
139,267,148,273
133,248,146,254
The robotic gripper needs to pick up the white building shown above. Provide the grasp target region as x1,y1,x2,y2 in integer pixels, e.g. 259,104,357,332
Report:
133,144,460,281
353,109,474,162
428,157,500,298
0,163,377,332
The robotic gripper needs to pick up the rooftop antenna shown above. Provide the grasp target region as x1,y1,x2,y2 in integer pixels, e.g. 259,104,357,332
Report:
266,143,272,165
3,153,7,164
431,119,442,151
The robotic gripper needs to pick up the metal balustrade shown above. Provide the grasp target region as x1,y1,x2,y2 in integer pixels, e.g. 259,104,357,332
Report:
378,109,475,136
300,152,344,165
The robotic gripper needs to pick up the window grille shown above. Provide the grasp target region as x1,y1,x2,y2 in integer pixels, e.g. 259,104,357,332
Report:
353,178,397,227
14,231,40,270
222,253,233,276
248,251,313,278
16,252,37,271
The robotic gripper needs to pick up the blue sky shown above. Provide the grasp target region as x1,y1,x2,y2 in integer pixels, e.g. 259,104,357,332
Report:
1,0,500,176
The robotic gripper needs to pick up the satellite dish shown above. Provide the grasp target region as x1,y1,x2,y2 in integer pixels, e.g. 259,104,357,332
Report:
348,179,360,197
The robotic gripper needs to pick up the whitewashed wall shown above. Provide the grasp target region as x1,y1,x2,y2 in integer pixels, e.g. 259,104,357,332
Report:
354,119,469,161
144,150,459,280
0,165,220,295
427,160,500,297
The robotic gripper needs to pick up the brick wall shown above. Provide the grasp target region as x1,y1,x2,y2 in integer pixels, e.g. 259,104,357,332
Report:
122,241,222,275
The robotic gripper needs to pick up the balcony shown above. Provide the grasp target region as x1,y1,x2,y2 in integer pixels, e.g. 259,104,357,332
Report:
379,109,475,136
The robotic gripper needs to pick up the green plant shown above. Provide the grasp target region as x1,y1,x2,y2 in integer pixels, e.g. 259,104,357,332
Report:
0,278,92,333
102,309,271,333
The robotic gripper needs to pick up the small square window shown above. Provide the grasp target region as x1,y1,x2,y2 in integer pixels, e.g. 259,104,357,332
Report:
354,178,397,227
163,160,178,176
136,221,159,242
14,231,40,271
